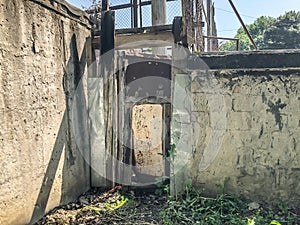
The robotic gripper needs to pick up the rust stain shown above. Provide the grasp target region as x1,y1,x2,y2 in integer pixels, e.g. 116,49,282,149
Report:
132,104,164,177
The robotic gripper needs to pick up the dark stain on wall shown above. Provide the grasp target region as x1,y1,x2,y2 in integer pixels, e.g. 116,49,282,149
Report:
259,125,264,139
266,98,287,131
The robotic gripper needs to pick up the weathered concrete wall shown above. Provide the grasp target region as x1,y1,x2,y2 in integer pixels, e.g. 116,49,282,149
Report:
190,67,300,204
0,0,91,224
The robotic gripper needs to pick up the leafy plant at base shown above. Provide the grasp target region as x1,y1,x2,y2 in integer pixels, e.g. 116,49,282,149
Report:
157,144,177,197
159,178,300,225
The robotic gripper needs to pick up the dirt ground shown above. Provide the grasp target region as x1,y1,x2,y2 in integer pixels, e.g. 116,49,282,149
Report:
35,186,300,225
35,186,166,225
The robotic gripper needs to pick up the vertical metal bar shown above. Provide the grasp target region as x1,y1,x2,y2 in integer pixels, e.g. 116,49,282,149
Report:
181,0,193,48
163,104,171,181
227,0,258,50
236,39,240,51
102,0,109,11
101,11,115,55
130,0,134,28
195,0,204,52
133,0,138,27
207,0,211,51
139,0,143,28
101,10,115,187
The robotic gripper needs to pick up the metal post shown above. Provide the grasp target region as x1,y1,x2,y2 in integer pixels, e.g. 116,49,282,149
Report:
195,0,204,52
236,39,240,51
181,0,193,49
207,0,211,51
132,0,138,28
211,3,218,51
102,0,109,11
227,0,258,50
139,0,143,28
101,11,115,55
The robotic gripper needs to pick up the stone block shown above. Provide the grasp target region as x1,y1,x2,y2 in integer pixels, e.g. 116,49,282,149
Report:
232,94,265,112
228,112,252,131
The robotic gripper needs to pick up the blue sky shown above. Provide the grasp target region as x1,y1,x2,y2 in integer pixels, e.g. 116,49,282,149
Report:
67,0,300,37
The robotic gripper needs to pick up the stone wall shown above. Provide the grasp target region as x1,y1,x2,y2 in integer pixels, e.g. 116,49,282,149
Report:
0,0,91,224
190,67,300,204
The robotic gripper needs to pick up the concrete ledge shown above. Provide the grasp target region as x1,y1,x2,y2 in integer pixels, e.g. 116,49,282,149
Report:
213,68,300,77
188,50,300,70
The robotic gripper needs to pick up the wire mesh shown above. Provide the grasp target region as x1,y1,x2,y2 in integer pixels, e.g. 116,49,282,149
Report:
115,7,132,28
112,0,182,29
110,0,130,7
69,0,183,29
141,4,152,27
141,0,182,26
166,0,182,24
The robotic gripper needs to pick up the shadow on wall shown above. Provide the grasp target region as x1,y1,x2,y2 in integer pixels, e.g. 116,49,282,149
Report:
29,34,90,224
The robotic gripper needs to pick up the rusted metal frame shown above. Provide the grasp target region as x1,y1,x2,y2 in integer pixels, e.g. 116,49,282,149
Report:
181,0,194,48
109,0,176,11
207,0,211,51
204,35,240,51
110,3,132,10
163,104,171,182
110,0,175,28
122,54,172,185
195,0,204,52
97,0,176,30
100,1,116,186
204,35,238,41
123,104,133,185
200,0,208,25
211,4,218,51
115,52,122,185
93,24,172,36
116,24,173,34
227,0,258,50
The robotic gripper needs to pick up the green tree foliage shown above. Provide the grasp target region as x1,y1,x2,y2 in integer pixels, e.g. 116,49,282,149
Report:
220,16,275,51
264,11,300,49
220,11,300,51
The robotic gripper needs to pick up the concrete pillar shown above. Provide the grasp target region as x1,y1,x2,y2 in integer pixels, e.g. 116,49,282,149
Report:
151,0,167,55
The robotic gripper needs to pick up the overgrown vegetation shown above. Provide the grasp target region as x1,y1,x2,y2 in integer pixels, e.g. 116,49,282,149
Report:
37,181,299,225
220,11,300,51
159,181,299,225
37,141,299,225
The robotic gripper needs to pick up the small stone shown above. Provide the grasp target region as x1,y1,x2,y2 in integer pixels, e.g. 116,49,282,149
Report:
248,202,260,210
79,196,89,205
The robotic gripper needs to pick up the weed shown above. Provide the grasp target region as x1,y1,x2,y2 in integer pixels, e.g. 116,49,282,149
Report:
159,179,300,225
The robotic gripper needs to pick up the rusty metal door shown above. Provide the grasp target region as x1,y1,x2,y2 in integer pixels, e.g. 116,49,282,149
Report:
123,55,171,186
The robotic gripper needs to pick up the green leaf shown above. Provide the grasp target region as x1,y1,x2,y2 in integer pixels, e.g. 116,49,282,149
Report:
270,221,281,225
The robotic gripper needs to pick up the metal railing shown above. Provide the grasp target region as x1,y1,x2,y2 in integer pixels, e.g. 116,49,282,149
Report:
204,35,240,51
108,0,181,29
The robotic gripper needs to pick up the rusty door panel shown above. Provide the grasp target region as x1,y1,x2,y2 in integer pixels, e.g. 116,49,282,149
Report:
132,104,164,177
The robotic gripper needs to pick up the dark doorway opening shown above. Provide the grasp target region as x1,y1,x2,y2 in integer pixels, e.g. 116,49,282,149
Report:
124,58,171,186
